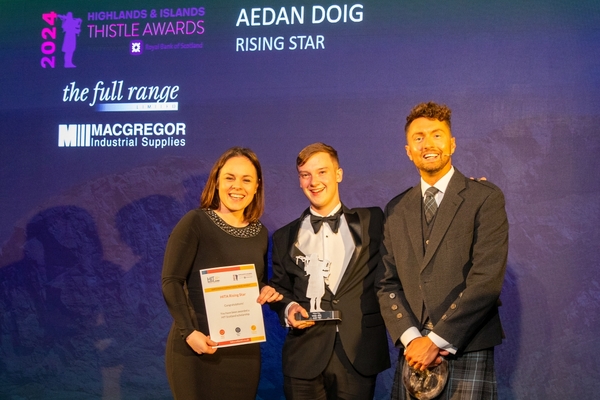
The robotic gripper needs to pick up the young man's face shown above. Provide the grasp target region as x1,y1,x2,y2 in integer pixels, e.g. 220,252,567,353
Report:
298,152,343,216
405,117,456,182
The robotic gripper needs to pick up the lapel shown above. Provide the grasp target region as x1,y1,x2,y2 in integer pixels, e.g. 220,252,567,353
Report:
421,170,466,269
403,186,425,266
334,205,363,296
287,211,306,265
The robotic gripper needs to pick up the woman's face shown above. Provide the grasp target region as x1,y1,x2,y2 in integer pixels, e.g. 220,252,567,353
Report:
217,156,259,216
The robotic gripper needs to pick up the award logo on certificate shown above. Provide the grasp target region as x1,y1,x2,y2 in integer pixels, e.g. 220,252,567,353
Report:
294,254,341,322
199,264,266,347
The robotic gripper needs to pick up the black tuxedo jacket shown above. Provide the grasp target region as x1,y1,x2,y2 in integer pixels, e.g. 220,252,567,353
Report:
269,205,390,379
376,169,508,353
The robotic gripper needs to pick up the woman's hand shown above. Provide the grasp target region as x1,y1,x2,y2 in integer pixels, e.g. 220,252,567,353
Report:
185,330,218,355
256,285,283,305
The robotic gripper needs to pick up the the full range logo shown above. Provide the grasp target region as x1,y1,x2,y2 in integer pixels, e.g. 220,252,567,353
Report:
40,6,206,68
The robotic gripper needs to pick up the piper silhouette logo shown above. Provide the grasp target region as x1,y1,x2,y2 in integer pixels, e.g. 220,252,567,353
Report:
41,11,82,69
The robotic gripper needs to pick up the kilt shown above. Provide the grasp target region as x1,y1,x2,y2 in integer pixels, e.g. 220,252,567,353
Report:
391,349,497,400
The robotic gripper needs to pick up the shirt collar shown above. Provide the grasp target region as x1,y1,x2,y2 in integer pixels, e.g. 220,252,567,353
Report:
309,202,342,217
420,166,455,197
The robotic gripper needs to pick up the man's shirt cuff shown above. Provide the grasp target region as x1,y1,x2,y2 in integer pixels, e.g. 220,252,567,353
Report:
400,326,422,349
283,301,299,327
428,331,458,354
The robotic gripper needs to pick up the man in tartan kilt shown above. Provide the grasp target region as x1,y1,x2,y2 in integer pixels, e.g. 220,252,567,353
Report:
376,102,508,399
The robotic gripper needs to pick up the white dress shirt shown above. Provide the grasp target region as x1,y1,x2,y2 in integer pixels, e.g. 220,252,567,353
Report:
296,203,355,294
283,203,355,324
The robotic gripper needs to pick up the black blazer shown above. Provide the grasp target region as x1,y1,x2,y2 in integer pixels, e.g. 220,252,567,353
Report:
376,169,509,353
269,205,390,379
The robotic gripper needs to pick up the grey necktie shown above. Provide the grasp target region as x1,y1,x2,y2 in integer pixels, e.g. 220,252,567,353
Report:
424,187,439,224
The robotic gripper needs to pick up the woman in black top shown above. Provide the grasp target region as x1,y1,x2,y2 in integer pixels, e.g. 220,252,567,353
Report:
162,147,281,399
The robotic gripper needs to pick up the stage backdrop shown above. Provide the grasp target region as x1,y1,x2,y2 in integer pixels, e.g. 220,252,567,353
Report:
1,0,599,398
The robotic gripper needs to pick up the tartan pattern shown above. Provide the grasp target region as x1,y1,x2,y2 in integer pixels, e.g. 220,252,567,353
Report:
424,187,439,224
391,349,497,400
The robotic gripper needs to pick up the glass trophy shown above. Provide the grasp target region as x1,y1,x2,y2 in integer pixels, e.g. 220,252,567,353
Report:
294,254,341,321
402,358,449,400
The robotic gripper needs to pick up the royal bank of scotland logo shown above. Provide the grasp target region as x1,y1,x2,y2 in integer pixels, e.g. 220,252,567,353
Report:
130,40,143,55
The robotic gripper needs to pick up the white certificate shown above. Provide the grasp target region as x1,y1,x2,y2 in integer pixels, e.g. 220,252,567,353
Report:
199,264,266,347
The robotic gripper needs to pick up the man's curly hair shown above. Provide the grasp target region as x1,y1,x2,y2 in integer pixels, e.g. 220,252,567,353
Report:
405,102,452,132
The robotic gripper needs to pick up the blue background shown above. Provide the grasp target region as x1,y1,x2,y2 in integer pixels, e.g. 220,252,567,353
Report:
1,0,599,398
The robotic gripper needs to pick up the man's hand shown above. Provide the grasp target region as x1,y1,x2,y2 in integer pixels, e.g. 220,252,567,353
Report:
286,303,315,330
186,330,218,355
405,336,448,371
257,285,283,305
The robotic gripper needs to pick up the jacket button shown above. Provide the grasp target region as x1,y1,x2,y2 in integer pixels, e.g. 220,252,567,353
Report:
389,293,396,299
391,304,398,311
441,314,447,320
396,313,403,319
450,303,457,310
333,300,339,305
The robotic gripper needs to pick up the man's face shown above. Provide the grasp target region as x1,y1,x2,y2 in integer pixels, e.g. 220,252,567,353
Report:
405,117,456,181
298,152,343,216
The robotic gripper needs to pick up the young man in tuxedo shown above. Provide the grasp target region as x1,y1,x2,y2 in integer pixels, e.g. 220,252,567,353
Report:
376,102,508,399
270,142,390,400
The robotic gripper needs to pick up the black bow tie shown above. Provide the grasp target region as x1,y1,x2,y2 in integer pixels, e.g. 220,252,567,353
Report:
309,210,342,234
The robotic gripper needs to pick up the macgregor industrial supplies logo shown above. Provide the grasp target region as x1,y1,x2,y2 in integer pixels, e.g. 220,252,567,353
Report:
57,78,187,149
58,122,186,148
